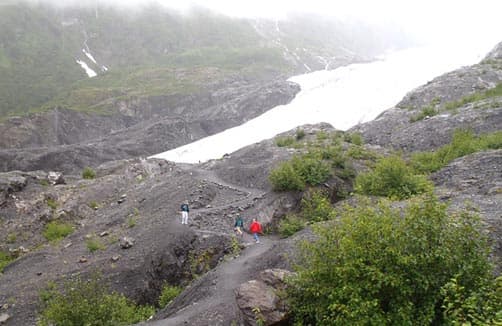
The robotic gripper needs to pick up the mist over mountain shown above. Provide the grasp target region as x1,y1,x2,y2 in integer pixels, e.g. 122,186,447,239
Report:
0,1,412,118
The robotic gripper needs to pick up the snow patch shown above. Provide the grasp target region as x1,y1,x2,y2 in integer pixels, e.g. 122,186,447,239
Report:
76,60,97,77
82,48,97,64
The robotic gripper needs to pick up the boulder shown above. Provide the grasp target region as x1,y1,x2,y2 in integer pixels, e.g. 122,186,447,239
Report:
235,269,293,326
47,171,65,185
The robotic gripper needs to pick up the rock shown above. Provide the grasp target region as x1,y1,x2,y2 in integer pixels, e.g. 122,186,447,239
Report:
79,257,87,263
111,255,120,262
0,313,10,323
99,231,109,237
47,171,65,185
120,237,134,249
235,269,293,326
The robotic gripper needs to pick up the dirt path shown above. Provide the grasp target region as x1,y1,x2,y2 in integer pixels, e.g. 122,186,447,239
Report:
143,164,278,325
147,235,277,325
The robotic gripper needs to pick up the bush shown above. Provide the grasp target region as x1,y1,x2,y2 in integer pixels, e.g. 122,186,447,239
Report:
295,128,306,140
0,251,15,273
441,276,502,325
43,221,73,242
356,155,432,199
82,167,96,179
287,195,495,325
269,161,305,191
278,214,306,238
38,274,154,326
86,238,105,252
300,190,333,222
291,155,331,186
344,132,363,145
158,284,183,307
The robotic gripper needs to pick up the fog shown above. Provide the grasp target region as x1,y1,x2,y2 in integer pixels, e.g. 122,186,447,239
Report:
14,0,502,47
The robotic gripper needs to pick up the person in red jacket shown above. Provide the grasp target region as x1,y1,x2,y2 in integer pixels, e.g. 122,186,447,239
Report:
249,218,263,243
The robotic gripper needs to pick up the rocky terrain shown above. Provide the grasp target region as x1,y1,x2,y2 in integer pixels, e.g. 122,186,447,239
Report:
0,42,501,325
0,76,300,173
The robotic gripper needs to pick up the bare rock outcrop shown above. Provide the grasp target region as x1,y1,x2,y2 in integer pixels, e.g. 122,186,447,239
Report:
235,269,293,326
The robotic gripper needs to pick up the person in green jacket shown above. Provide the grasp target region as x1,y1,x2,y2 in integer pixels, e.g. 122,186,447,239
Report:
234,215,244,237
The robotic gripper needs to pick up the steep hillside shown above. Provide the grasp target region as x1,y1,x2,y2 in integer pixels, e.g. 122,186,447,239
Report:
0,2,409,119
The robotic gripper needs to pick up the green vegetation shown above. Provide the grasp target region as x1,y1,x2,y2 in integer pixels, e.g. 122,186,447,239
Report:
6,233,17,244
295,128,306,140
269,154,331,191
0,250,15,273
82,167,96,179
46,198,57,210
278,190,333,237
270,130,376,191
88,201,99,210
43,221,73,242
158,284,182,308
343,132,363,145
411,129,502,174
86,237,106,252
355,155,432,199
127,217,137,228
287,195,498,325
444,83,502,111
278,214,306,238
38,274,154,326
275,136,296,147
409,104,439,122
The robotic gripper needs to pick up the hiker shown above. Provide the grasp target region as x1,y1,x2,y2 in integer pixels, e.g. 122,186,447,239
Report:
249,218,262,243
234,215,244,237
180,201,189,225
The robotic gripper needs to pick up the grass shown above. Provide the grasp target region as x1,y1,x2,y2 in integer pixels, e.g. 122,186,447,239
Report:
46,198,57,210
444,83,502,112
411,129,502,174
43,221,74,242
158,284,183,307
410,104,439,122
0,251,15,272
86,237,106,253
82,167,96,180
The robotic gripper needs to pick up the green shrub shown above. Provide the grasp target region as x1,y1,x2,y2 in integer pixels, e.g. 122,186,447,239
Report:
275,136,295,147
46,198,57,210
300,190,333,222
291,155,331,186
82,167,96,179
287,195,495,325
38,274,154,326
278,214,306,238
316,130,328,141
88,201,99,210
409,104,438,122
441,276,502,325
86,238,105,252
295,128,306,140
43,221,73,242
269,161,305,191
355,155,432,199
411,130,502,174
0,251,15,273
344,132,363,145
158,284,183,307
